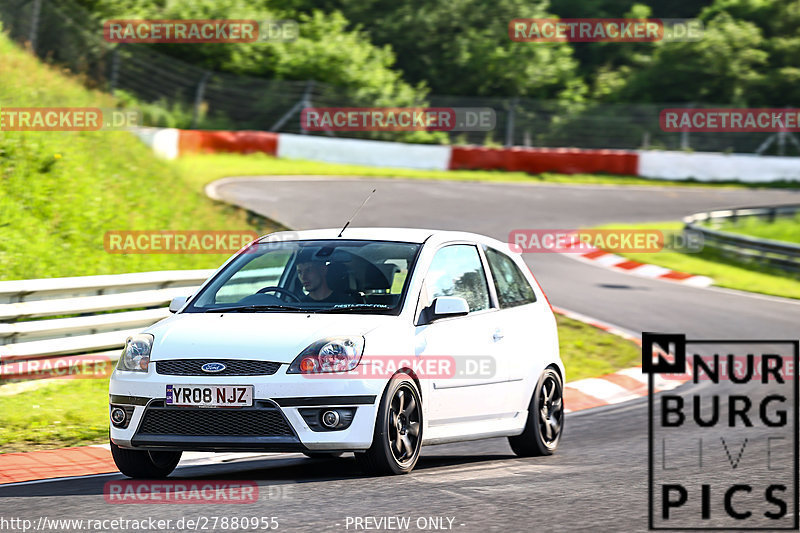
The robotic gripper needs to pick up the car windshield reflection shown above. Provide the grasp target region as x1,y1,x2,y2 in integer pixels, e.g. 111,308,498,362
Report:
185,239,421,314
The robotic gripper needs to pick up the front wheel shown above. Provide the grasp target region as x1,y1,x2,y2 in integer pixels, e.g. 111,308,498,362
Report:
355,374,423,475
508,367,564,457
110,440,182,478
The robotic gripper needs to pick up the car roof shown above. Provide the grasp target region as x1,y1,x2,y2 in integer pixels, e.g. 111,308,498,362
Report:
256,227,510,250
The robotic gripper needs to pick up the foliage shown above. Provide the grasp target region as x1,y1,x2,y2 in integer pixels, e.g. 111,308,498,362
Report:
274,0,586,99
46,0,800,118
592,0,800,105
72,0,429,106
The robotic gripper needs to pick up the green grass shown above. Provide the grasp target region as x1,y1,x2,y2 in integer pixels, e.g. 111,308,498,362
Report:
594,222,800,299
0,314,639,453
173,153,799,192
710,214,800,245
0,379,109,453
556,314,640,381
0,34,278,281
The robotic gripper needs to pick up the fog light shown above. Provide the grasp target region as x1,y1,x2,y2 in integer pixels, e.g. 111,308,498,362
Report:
321,410,340,428
110,407,127,427
299,407,356,431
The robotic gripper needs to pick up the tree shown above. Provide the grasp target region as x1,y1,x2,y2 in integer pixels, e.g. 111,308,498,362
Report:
274,0,586,99
72,0,429,106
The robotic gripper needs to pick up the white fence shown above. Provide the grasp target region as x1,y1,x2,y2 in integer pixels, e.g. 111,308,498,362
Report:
0,270,213,377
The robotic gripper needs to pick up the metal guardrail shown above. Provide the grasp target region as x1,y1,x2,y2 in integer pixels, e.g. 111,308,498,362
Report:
0,267,288,380
683,205,800,272
0,270,214,378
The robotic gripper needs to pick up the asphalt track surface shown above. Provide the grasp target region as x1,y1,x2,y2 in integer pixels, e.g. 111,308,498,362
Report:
2,177,800,532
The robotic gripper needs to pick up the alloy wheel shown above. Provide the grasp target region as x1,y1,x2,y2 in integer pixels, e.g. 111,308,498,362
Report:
387,385,421,465
538,374,563,446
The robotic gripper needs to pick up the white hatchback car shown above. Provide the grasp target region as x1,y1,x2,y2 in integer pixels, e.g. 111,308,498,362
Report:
109,228,564,477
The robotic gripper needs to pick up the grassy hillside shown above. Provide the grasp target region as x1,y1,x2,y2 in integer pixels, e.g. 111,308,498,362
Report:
0,32,276,281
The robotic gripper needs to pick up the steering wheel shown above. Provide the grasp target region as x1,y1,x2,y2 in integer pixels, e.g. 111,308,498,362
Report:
255,286,302,302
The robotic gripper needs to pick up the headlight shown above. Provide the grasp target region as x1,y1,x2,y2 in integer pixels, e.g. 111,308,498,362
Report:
287,337,365,374
116,334,153,372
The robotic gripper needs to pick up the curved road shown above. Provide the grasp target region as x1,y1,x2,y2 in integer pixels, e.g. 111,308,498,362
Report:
213,177,800,339
2,178,799,532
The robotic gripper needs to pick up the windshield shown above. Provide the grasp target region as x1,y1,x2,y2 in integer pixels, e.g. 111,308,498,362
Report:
185,239,422,314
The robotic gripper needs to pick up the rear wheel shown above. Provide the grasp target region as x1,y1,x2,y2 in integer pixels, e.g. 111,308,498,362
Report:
355,374,422,475
110,440,182,479
508,367,564,457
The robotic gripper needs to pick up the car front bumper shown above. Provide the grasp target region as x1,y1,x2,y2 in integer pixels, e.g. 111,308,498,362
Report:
109,365,384,452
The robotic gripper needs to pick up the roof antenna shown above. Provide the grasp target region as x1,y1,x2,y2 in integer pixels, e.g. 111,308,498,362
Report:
338,188,376,237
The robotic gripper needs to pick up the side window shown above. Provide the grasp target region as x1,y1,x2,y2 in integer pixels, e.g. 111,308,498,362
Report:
484,247,537,308
424,245,490,313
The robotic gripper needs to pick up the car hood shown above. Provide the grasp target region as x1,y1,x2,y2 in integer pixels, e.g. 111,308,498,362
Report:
145,312,394,362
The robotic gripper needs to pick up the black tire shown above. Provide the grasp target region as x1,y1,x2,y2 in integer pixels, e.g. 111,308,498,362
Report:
355,374,422,475
110,440,182,479
508,367,564,457
302,452,344,459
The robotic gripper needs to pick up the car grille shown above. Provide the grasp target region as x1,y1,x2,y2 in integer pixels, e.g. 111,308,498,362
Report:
137,402,294,437
155,359,281,376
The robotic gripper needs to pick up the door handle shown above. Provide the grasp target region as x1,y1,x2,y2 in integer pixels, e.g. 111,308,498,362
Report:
492,329,504,341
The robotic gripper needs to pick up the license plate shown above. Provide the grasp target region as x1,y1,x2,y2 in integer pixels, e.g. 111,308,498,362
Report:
166,385,253,407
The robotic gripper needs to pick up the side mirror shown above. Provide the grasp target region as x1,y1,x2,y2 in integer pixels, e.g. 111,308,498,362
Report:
168,296,188,313
425,296,469,323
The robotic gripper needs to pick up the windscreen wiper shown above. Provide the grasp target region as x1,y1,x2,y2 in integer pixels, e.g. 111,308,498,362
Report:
205,304,305,313
315,304,392,313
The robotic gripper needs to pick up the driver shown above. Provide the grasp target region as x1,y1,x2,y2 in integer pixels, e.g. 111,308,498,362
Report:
295,249,356,304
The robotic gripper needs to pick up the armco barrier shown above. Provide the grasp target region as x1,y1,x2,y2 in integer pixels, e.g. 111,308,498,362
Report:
0,270,212,379
276,133,452,170
684,205,800,272
131,127,179,160
638,150,800,182
449,146,639,175
0,267,286,379
132,127,800,182
178,129,279,156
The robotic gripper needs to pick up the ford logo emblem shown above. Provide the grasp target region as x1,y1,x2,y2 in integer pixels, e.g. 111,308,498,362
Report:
201,362,226,373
